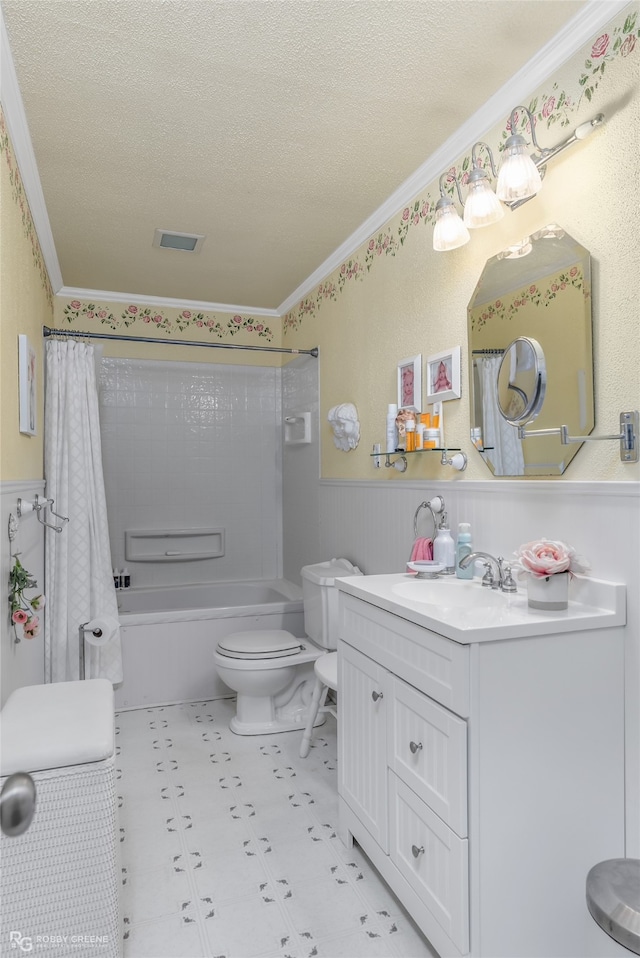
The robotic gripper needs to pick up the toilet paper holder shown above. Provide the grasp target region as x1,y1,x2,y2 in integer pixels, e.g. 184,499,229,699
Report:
78,618,118,680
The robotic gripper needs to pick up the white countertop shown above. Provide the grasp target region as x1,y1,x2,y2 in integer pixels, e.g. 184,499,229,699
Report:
336,573,626,644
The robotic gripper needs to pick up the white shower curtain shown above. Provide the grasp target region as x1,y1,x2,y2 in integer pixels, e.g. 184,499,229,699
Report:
44,339,122,684
480,356,525,477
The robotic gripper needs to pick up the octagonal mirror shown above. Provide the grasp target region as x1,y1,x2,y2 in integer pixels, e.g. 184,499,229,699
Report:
468,226,594,476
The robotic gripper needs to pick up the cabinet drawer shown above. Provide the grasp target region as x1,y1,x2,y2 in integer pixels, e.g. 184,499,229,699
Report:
390,676,468,837
340,593,469,716
390,773,469,955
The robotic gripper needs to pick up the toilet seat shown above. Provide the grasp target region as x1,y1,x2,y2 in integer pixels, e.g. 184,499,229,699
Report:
216,630,304,661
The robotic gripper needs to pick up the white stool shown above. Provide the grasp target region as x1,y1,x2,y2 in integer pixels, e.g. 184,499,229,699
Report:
299,651,337,758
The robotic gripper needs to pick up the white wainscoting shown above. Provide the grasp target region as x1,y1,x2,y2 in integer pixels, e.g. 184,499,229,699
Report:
1,480,46,706
317,478,640,858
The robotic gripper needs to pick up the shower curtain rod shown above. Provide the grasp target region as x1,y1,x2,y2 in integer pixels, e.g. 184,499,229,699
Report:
42,326,319,358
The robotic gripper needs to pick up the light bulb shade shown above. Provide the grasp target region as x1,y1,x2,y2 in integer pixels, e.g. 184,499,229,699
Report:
433,202,470,251
464,178,505,228
496,136,542,202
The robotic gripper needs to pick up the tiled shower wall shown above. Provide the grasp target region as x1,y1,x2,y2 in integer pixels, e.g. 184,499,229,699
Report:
98,358,283,589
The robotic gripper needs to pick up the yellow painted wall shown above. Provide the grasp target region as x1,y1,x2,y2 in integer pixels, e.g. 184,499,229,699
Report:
283,11,640,482
0,110,53,481
3,12,639,487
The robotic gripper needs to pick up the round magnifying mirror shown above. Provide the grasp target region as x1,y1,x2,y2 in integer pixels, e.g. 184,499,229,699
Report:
497,337,547,425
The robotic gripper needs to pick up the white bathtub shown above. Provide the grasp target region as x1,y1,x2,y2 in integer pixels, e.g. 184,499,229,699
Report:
114,579,304,710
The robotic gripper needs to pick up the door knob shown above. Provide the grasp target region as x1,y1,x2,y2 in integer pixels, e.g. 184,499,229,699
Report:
411,844,425,858
371,690,383,702
409,741,423,754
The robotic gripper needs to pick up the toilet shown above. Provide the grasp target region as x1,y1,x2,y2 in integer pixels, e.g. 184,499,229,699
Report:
214,558,361,735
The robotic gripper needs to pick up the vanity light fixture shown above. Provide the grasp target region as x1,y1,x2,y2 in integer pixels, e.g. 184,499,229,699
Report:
498,107,605,204
496,106,544,202
432,172,470,251
463,143,504,229
433,110,604,251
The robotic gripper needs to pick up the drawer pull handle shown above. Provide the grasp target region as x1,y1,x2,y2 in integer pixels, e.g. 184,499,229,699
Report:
371,690,384,702
411,844,425,858
409,741,423,754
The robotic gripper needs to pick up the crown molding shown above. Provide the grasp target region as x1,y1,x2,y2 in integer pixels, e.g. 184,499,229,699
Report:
56,287,281,319
0,6,63,293
2,1,630,318
277,0,632,315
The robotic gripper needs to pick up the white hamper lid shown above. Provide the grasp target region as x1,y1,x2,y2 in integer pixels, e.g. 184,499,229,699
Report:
217,630,302,658
0,679,114,776
301,558,362,586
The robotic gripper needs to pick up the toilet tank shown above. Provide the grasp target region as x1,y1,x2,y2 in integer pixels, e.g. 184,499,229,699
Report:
301,558,362,650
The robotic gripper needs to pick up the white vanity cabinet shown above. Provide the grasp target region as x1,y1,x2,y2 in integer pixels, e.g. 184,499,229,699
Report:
337,585,626,958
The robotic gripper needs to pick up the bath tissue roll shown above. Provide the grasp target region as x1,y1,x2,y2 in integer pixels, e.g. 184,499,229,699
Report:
83,616,120,646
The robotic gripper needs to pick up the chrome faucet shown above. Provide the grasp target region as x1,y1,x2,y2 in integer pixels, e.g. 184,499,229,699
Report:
458,552,518,593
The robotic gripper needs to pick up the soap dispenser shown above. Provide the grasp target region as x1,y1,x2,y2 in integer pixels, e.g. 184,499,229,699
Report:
455,523,473,579
433,513,455,575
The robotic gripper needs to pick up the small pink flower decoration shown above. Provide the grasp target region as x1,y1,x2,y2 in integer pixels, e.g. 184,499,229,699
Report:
591,34,610,59
12,609,29,625
23,616,40,638
513,539,590,580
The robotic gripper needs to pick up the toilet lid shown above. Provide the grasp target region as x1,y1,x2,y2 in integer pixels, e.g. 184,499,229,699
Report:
217,630,304,660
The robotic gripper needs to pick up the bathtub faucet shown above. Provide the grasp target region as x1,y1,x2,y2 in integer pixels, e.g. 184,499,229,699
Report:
458,552,517,593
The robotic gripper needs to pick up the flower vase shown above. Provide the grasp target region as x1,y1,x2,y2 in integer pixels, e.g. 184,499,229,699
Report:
527,572,569,611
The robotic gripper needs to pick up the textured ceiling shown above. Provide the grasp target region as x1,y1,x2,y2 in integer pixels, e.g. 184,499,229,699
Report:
2,0,586,311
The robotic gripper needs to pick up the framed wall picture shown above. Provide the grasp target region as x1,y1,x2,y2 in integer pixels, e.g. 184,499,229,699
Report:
426,346,461,403
397,355,422,412
18,335,37,435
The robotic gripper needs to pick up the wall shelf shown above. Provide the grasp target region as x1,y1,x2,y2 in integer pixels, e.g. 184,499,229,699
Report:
372,448,466,473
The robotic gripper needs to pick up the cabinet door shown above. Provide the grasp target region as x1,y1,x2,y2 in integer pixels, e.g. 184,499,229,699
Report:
390,774,469,955
338,642,389,852
390,676,468,837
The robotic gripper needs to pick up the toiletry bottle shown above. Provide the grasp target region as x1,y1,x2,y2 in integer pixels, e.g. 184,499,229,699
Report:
433,514,455,574
122,567,131,589
113,569,120,590
431,401,444,446
456,523,473,579
386,403,398,453
405,419,416,452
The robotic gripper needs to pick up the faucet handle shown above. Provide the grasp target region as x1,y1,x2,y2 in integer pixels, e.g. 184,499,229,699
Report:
481,562,495,589
501,563,518,593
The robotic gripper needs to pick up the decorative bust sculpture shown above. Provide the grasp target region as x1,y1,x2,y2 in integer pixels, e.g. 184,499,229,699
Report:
328,403,360,451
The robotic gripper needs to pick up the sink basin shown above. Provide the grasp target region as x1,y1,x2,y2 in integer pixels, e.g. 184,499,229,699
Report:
336,572,626,643
392,577,509,611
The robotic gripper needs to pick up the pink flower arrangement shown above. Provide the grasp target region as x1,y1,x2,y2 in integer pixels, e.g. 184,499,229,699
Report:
9,555,45,642
513,539,590,580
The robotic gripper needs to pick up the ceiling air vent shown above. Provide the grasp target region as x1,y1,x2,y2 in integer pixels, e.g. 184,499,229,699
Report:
153,229,205,253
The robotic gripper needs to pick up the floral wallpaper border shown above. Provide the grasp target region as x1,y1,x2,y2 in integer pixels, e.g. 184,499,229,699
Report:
0,109,54,309
59,300,274,341
470,264,589,331
283,10,638,334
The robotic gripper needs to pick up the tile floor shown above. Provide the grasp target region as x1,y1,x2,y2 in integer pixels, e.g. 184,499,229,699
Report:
116,698,437,958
